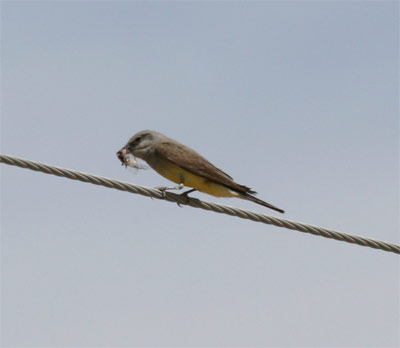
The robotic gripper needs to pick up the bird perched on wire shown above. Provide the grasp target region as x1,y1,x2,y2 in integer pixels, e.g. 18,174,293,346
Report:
117,130,284,213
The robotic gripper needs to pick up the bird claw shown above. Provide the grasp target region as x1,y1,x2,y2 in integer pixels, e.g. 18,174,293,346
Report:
155,183,185,200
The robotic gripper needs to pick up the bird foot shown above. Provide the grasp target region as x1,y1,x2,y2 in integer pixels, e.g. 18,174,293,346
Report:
155,183,185,198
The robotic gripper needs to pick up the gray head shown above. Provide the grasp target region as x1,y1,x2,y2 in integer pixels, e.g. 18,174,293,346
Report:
117,130,167,161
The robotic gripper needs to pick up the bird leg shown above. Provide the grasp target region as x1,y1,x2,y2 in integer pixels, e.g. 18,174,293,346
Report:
181,188,196,196
155,183,185,198
155,185,197,206
179,188,197,205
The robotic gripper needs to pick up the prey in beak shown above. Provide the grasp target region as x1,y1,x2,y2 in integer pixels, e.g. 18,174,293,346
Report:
116,148,148,170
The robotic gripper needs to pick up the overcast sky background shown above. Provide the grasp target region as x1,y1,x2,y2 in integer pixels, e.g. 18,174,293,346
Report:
1,2,399,347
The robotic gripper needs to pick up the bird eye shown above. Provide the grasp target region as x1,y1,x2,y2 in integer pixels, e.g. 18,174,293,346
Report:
130,137,141,148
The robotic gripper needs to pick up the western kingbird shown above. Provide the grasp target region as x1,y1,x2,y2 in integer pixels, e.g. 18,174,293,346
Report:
117,130,284,213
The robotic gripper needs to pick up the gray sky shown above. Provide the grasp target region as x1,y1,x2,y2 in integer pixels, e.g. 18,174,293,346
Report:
1,2,399,347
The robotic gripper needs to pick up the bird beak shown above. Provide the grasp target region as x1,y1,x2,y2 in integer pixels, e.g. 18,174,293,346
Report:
116,148,128,165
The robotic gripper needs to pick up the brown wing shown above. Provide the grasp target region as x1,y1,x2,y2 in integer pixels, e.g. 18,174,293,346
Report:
154,141,256,194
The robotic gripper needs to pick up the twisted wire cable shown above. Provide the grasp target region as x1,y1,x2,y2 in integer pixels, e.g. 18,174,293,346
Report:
1,153,399,255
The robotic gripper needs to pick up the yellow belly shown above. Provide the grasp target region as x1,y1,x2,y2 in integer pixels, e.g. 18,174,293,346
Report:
151,159,238,197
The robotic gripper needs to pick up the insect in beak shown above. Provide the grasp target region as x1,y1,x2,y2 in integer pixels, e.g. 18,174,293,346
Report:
116,148,148,170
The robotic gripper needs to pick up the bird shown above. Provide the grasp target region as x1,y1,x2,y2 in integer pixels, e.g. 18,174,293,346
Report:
117,130,284,213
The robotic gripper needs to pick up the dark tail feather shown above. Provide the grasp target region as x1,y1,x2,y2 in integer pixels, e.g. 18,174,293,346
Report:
243,193,285,214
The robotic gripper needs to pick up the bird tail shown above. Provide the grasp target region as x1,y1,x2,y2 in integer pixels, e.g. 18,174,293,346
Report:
243,193,285,214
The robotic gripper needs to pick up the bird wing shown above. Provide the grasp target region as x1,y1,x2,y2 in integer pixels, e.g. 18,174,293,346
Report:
154,141,255,194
